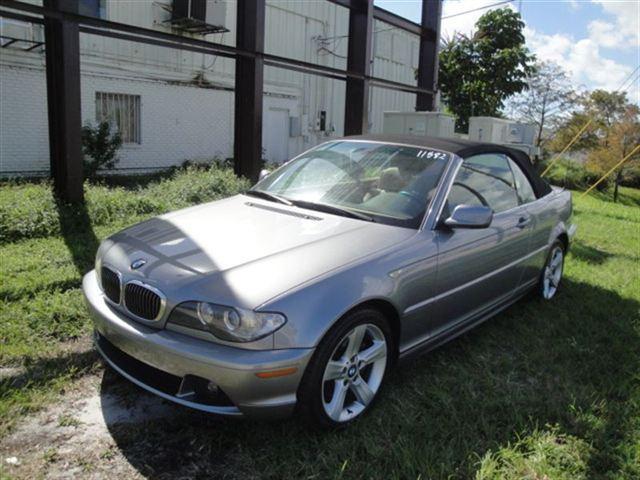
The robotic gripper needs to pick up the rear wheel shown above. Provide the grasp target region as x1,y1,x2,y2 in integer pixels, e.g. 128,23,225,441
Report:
538,240,565,300
298,308,392,428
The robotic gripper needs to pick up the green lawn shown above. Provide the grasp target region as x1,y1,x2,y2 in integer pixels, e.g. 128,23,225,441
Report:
1,177,638,479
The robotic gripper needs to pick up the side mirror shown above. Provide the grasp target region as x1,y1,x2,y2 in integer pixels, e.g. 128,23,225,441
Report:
443,205,493,229
258,169,270,181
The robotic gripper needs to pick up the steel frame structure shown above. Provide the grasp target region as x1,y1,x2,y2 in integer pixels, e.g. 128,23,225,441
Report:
0,0,442,201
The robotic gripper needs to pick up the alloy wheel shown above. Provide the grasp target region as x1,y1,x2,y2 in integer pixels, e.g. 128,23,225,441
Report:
321,323,387,423
543,246,564,299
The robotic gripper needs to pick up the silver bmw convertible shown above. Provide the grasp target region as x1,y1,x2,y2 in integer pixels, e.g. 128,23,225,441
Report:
83,134,575,427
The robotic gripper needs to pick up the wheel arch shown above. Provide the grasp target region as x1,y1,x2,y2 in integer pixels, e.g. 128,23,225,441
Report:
557,232,569,252
338,298,401,363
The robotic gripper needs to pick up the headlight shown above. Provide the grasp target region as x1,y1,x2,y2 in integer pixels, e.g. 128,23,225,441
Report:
167,301,286,343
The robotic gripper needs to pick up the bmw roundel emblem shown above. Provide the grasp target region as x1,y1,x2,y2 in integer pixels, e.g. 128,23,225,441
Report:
130,258,147,270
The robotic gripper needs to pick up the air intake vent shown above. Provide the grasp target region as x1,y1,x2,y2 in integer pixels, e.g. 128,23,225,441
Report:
101,267,121,304
124,282,163,320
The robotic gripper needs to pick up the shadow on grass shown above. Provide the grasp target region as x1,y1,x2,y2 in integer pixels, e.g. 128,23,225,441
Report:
0,278,82,303
98,278,639,479
57,199,100,276
569,240,614,265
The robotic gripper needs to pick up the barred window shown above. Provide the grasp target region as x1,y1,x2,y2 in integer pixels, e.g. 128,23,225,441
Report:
95,92,141,144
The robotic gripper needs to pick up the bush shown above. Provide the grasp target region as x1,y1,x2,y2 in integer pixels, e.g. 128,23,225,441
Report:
541,158,607,191
0,166,249,244
81,122,122,179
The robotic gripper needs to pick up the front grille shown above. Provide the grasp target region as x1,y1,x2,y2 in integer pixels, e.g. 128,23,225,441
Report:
124,282,162,320
101,267,121,303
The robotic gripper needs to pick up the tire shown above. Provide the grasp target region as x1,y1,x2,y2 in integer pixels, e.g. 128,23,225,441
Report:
298,308,393,429
537,240,565,300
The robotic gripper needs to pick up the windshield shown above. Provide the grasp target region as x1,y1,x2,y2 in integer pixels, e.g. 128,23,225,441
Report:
252,141,450,228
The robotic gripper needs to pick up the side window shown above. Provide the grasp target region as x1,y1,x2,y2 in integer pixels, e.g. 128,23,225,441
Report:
508,158,537,204
447,154,519,214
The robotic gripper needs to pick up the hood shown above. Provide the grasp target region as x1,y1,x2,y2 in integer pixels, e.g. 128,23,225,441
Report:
103,194,415,309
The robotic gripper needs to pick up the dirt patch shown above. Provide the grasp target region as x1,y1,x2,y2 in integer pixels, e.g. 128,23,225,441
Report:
0,370,183,479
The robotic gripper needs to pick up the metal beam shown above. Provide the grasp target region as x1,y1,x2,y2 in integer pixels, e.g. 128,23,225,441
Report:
0,1,434,96
43,0,83,202
327,0,422,35
416,0,442,111
344,0,373,136
233,0,265,183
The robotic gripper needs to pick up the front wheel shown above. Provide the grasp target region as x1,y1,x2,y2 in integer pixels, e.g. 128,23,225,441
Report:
538,241,565,300
298,308,392,428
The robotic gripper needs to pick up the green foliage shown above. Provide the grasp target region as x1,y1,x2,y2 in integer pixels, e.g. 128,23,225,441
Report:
439,8,535,131
81,122,123,179
476,428,591,480
549,90,631,154
0,166,249,244
543,158,605,191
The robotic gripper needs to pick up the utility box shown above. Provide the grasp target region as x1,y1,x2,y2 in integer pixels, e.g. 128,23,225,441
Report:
171,0,227,33
383,111,455,139
468,117,536,145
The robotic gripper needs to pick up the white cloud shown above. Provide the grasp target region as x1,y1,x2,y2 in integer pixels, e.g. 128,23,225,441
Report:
525,26,638,103
591,0,640,49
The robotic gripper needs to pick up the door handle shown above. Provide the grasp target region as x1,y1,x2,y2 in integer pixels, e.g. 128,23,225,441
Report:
516,216,531,229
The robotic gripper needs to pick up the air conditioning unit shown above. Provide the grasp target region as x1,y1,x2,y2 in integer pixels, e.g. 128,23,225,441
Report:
170,0,227,34
468,117,536,145
383,112,455,139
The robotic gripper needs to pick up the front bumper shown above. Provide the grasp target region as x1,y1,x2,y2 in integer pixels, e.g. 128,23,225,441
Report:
83,270,314,418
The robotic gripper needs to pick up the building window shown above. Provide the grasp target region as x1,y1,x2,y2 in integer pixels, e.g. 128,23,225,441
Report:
79,0,106,18
95,92,141,144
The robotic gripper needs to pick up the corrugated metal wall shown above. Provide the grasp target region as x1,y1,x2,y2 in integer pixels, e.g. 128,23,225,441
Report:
0,0,422,173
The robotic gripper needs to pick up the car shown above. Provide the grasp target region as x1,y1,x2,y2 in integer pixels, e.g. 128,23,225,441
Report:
83,134,576,428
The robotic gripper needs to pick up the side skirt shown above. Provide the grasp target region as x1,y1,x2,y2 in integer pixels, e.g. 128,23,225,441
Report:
397,279,538,363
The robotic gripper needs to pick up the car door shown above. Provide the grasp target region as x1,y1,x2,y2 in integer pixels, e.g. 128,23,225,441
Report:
506,155,552,286
432,153,534,335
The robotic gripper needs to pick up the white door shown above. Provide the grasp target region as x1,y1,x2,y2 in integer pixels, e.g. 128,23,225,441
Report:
263,108,289,164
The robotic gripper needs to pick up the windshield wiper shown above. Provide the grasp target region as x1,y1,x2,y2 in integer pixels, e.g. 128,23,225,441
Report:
245,189,293,206
289,199,375,222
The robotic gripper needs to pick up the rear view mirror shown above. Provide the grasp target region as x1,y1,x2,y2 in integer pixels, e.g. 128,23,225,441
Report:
443,205,493,229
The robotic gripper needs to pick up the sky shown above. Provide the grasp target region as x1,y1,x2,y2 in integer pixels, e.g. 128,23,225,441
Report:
374,0,640,103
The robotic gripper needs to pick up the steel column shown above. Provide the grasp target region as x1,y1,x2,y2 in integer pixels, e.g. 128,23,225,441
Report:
416,0,442,111
344,0,373,136
233,0,265,183
43,0,83,202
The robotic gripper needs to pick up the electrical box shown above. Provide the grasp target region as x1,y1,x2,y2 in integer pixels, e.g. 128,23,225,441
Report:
171,0,227,34
383,112,455,139
468,117,536,146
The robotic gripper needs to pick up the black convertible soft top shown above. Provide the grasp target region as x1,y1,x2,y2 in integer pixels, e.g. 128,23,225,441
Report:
346,134,552,198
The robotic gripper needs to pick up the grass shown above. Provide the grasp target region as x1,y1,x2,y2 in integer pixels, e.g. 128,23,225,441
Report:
1,177,639,479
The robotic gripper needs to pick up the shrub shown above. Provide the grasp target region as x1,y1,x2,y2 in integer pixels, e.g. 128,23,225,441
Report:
81,122,122,179
0,166,249,244
541,158,607,191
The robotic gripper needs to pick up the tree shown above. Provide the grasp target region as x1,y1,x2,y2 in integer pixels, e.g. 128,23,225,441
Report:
438,8,535,131
505,61,578,155
586,104,640,202
81,122,122,180
548,90,629,154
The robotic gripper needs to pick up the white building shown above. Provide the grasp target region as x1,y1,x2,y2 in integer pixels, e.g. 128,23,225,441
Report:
0,0,421,176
